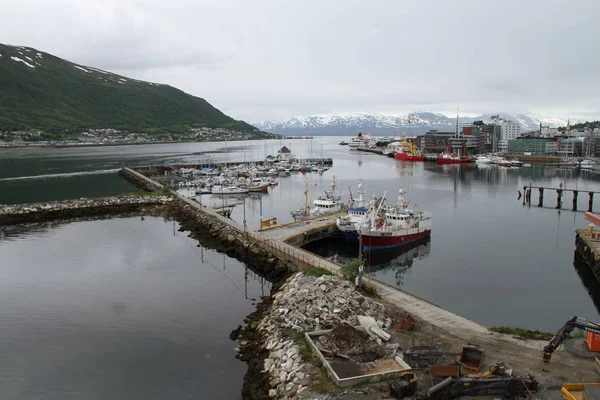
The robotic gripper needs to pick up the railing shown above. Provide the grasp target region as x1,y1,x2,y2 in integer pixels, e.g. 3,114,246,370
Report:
129,166,341,275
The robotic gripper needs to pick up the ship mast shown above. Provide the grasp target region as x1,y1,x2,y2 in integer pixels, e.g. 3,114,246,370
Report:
304,175,309,216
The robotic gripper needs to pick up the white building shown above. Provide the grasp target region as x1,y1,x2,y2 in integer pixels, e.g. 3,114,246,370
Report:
491,117,521,151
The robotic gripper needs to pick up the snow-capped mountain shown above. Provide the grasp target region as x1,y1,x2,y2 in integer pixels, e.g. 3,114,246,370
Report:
254,112,568,136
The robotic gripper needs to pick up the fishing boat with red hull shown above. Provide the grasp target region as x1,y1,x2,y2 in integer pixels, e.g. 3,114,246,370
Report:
359,189,432,251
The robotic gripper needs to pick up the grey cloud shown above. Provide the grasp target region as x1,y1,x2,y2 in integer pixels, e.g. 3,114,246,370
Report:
0,0,598,121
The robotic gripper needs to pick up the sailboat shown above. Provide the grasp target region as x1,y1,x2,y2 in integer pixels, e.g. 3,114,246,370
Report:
580,130,597,170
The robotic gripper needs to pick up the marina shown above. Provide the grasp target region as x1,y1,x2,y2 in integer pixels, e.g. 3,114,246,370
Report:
2,138,600,331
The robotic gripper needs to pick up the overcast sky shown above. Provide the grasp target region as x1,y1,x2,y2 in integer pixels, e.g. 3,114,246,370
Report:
1,0,598,122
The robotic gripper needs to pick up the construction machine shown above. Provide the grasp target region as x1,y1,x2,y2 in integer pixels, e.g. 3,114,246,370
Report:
415,375,538,400
543,316,600,363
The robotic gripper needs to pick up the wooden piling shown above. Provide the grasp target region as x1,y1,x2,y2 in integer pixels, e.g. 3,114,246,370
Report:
538,188,544,207
573,191,579,211
590,193,595,212
522,186,527,205
556,189,563,209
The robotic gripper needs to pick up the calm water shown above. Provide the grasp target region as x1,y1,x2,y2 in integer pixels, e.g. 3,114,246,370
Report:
0,217,270,399
1,139,600,331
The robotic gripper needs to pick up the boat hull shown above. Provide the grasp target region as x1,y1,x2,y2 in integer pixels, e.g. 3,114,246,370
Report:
361,229,431,251
436,157,472,165
394,152,425,161
248,184,269,193
338,228,359,241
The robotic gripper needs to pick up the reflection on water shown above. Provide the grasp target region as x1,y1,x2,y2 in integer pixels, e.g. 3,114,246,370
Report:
4,138,600,331
367,239,431,287
573,251,600,314
303,236,432,288
0,217,271,399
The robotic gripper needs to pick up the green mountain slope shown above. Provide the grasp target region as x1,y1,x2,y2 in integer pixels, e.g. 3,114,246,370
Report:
0,44,256,134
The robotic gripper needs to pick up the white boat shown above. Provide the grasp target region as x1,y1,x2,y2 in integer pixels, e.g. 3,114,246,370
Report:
580,159,597,170
211,185,249,195
475,155,492,164
558,157,579,167
336,178,370,240
311,175,343,215
349,136,365,148
291,175,343,221
509,160,523,167
490,156,509,165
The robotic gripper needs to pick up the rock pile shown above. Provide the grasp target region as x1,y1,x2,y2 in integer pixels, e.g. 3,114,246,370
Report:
0,195,172,215
0,195,173,224
270,273,388,332
255,273,390,399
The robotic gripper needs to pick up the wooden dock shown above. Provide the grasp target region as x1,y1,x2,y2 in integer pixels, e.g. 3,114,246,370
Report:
576,228,600,282
521,184,599,212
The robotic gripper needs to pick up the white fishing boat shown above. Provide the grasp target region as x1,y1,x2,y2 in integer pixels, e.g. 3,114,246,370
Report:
291,176,343,220
311,175,343,215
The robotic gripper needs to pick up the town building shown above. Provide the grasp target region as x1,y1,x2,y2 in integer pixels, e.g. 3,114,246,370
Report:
508,136,558,155
416,130,455,153
490,116,521,151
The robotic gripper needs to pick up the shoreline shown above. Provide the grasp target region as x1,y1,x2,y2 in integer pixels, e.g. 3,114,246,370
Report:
0,137,280,150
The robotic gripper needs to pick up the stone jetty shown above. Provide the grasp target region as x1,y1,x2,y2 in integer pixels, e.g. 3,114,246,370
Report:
238,272,389,399
0,195,173,225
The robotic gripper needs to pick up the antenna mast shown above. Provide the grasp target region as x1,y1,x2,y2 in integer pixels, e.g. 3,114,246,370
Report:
456,108,460,138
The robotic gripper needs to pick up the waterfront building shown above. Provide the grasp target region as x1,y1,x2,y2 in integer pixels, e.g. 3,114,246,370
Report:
508,137,558,155
490,116,521,151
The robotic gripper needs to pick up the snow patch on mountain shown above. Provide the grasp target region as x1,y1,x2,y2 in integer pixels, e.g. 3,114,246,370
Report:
10,56,35,69
74,65,90,73
254,112,568,136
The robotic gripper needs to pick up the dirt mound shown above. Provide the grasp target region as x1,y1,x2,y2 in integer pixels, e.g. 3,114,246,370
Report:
320,323,387,363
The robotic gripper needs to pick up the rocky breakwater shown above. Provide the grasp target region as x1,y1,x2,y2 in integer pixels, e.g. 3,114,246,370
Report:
235,273,389,400
171,200,291,282
0,195,173,225
118,167,164,192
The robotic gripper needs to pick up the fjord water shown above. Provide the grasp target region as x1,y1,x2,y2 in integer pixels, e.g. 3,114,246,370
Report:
1,138,600,331
0,217,269,399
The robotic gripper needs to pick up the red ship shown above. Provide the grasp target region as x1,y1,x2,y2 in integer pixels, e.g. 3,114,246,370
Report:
393,144,425,162
358,189,432,251
436,151,473,164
